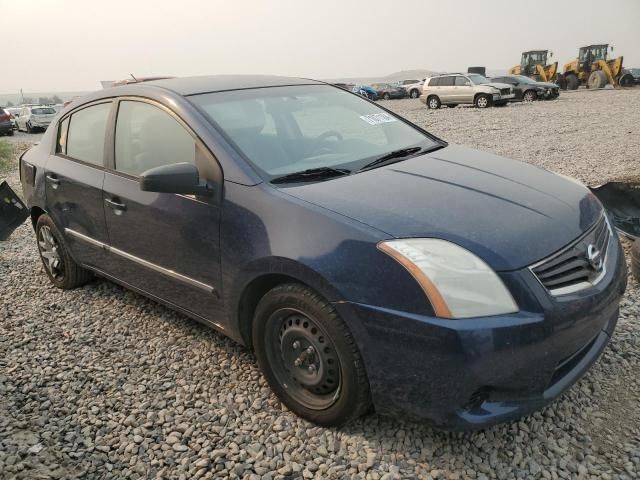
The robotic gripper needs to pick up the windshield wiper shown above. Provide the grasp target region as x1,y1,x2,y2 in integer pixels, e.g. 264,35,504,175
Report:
359,147,424,171
271,167,351,184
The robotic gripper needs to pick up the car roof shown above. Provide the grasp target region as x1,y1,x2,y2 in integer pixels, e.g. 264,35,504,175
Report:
142,75,324,96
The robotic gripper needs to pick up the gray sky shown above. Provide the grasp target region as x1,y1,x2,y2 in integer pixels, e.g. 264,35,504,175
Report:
3,0,640,93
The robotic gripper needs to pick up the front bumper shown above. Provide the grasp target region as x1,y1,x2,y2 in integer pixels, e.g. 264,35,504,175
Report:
334,233,626,430
493,93,515,101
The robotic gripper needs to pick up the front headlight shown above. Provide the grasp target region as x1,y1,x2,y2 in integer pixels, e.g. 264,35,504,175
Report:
378,239,518,319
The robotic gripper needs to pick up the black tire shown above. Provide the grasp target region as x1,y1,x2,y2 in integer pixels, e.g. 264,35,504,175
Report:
474,93,491,108
409,89,420,99
383,93,390,100
565,73,579,90
252,283,371,426
632,239,640,284
555,73,566,90
523,90,537,102
26,121,32,133
35,214,92,289
426,96,441,109
448,104,457,108
619,73,634,87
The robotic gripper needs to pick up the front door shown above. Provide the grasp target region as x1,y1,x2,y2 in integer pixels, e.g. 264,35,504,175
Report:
454,76,474,103
45,101,112,269
101,99,223,323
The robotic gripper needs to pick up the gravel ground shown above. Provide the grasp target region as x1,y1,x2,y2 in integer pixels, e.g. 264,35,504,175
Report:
1,89,639,480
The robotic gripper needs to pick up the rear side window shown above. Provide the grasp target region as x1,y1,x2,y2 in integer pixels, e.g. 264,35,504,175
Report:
115,101,195,177
428,77,440,87
439,76,455,86
32,107,56,115
66,103,111,166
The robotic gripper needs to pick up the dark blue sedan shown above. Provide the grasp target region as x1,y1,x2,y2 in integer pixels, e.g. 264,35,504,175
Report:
19,75,626,430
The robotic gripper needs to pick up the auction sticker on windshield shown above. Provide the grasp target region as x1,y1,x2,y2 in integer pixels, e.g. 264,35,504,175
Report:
360,113,397,125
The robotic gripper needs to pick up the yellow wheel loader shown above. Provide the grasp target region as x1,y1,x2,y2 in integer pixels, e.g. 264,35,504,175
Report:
509,50,561,84
562,44,634,90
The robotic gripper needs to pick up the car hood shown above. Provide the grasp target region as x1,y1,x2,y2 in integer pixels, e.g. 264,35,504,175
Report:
281,145,602,271
529,81,559,88
483,82,512,90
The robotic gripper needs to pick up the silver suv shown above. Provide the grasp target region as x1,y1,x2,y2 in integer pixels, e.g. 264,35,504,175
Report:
420,73,515,109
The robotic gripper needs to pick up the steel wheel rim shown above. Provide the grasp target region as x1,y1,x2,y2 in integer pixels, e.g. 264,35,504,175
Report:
38,226,64,280
477,97,488,108
264,308,341,410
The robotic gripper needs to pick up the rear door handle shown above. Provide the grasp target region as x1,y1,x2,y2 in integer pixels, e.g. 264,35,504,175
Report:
45,174,60,189
105,197,126,214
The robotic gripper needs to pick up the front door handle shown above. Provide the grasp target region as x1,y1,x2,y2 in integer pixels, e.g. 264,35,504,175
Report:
46,174,60,189
105,197,126,214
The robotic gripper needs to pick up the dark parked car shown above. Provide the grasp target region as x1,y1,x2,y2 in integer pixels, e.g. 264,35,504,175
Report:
370,83,407,100
0,108,14,136
625,68,640,85
492,75,560,101
18,75,626,430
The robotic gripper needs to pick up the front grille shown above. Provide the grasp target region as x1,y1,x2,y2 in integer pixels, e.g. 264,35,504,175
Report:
500,88,511,95
531,215,610,295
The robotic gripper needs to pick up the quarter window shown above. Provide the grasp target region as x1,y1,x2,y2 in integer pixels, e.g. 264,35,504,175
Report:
66,103,111,166
115,101,196,176
429,77,440,87
56,117,69,154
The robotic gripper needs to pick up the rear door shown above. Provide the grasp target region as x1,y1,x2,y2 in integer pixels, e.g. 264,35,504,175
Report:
438,76,455,102
45,101,112,268
101,98,223,322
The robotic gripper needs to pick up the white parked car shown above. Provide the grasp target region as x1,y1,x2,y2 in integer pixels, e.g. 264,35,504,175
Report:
395,79,424,99
16,105,57,133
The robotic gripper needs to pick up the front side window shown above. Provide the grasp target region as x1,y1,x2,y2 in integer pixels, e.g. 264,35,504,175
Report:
115,101,196,176
66,103,111,166
455,76,469,86
189,84,436,179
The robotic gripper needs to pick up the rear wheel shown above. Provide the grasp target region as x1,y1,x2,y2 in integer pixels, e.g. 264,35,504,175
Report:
409,89,420,99
523,90,537,102
253,283,371,426
448,104,457,109
427,96,441,109
565,73,579,90
36,214,92,289
474,94,491,108
588,70,608,89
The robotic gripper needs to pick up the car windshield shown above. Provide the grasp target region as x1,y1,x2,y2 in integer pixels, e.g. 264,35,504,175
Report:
32,107,56,115
513,75,535,84
189,84,437,180
468,74,491,85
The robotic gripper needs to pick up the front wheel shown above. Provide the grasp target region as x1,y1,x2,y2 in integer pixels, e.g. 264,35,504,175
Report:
523,90,537,102
26,122,33,133
565,73,579,90
632,239,640,284
383,93,390,100
475,94,491,108
36,214,92,289
253,283,371,426
427,96,441,109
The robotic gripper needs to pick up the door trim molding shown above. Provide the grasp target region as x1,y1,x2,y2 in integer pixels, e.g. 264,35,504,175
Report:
65,228,217,295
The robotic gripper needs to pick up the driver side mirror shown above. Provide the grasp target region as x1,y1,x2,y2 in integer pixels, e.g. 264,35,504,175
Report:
139,162,213,196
